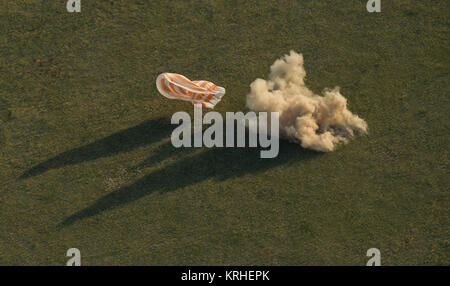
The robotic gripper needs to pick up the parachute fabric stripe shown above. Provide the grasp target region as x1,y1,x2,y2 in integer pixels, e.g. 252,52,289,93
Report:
156,73,225,108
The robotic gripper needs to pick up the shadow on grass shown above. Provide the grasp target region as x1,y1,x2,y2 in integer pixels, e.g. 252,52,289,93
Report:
21,118,172,179
59,139,320,228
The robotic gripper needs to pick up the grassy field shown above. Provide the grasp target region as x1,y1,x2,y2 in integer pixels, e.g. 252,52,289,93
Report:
0,0,448,265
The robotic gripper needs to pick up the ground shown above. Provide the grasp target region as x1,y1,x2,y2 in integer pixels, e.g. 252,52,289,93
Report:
0,0,448,265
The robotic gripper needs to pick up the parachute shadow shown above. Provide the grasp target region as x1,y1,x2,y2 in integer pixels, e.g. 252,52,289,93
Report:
59,140,320,228
20,118,172,179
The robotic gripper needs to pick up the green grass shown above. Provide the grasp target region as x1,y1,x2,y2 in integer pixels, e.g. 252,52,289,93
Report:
0,0,448,265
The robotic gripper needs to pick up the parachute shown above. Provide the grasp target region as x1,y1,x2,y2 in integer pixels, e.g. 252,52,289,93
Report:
156,73,225,108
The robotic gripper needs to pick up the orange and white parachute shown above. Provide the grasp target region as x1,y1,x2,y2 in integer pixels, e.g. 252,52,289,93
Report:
156,73,225,108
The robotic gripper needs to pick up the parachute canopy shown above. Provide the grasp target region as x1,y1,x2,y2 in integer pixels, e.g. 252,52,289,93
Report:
156,73,225,108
